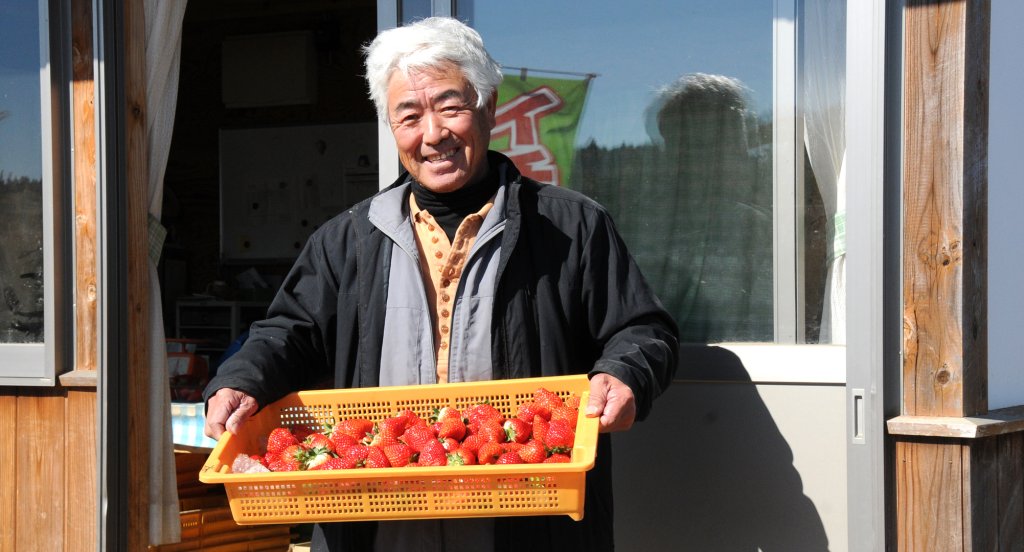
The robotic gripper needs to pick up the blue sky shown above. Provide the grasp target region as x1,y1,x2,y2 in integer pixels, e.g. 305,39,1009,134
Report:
470,0,773,147
0,0,44,180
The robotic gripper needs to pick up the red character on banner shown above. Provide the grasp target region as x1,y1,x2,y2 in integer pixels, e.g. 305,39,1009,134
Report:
492,86,563,185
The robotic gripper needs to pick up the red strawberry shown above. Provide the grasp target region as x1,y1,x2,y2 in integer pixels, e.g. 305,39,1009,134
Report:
503,418,532,443
516,401,551,422
543,453,572,463
518,440,548,464
534,387,564,411
439,436,460,452
328,431,358,452
303,432,335,454
432,406,462,424
266,427,299,455
382,443,416,467
370,416,408,447
477,441,503,465
436,417,467,441
304,448,332,470
335,418,375,442
543,419,575,454
532,415,549,445
550,405,578,430
564,393,581,410
446,448,477,466
365,446,391,468
311,457,348,471
249,454,269,468
400,425,437,452
418,440,448,466
341,445,370,469
478,419,507,443
496,451,524,464
269,444,307,472
460,434,487,455
464,403,503,426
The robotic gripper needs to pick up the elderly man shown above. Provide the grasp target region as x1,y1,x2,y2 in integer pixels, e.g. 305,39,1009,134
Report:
204,16,678,552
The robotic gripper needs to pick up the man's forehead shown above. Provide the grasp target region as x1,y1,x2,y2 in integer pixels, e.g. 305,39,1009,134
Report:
387,66,474,104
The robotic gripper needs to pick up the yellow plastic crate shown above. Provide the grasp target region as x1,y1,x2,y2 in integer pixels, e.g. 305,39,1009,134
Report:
199,374,599,525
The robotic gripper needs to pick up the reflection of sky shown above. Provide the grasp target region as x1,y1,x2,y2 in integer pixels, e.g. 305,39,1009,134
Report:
467,0,772,147
0,0,44,180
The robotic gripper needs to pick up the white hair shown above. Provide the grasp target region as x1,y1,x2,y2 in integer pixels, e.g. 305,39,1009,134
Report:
363,17,503,122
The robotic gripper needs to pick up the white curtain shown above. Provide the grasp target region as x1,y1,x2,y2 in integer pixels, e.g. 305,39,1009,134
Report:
802,0,846,344
144,0,188,544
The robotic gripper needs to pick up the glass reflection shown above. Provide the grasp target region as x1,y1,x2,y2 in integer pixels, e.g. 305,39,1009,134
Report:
0,0,46,343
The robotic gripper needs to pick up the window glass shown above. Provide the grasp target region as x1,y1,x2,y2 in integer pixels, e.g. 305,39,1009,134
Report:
0,0,46,345
466,1,776,343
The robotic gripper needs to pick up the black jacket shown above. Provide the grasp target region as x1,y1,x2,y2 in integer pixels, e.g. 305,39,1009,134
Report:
205,152,679,551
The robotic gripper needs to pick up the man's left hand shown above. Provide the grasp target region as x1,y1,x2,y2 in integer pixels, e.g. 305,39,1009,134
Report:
585,373,636,433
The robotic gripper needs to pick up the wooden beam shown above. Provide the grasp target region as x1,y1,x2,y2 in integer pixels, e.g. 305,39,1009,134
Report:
0,393,15,551
896,438,964,551
902,0,990,418
72,0,98,375
888,405,1024,438
123,0,152,547
15,390,66,551
64,390,97,552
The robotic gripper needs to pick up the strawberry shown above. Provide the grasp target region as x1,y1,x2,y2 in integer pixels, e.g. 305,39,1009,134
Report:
269,444,307,472
266,427,299,455
292,426,315,441
328,431,358,453
365,446,391,469
311,457,348,471
477,441,503,465
459,434,487,455
543,419,575,454
446,448,477,466
550,405,578,431
532,415,549,445
496,451,524,464
544,453,572,463
435,417,467,441
341,445,370,469
417,440,448,466
334,418,375,442
564,393,581,410
464,403,503,427
534,387,564,411
249,454,269,468
503,418,531,443
431,406,462,424
400,425,437,452
518,439,548,464
304,447,332,470
369,416,407,447
516,401,551,422
478,419,507,443
382,443,416,467
303,432,335,454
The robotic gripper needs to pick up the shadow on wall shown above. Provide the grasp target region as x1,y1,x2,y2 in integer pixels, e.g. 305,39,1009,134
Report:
612,345,830,551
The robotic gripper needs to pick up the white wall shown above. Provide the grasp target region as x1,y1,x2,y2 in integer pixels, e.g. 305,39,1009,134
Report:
988,0,1024,410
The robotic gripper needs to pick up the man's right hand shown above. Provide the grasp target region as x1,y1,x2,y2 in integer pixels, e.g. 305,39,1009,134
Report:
205,387,259,439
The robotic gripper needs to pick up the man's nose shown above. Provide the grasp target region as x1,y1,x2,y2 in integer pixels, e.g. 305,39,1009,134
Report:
423,111,447,144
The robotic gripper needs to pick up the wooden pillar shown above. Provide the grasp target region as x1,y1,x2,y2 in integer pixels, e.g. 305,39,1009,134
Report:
124,0,152,547
890,1,1014,551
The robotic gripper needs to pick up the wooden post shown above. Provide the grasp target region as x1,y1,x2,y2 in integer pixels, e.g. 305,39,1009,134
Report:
124,0,152,547
895,1,998,550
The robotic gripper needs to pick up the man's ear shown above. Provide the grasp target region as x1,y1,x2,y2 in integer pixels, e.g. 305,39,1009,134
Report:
484,91,498,127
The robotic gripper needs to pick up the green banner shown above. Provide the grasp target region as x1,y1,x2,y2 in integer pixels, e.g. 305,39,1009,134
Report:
491,73,590,187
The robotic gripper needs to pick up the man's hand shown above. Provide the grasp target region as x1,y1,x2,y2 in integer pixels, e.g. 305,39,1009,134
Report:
585,373,636,433
205,388,259,439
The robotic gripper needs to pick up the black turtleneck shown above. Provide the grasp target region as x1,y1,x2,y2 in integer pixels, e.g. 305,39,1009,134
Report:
410,164,500,242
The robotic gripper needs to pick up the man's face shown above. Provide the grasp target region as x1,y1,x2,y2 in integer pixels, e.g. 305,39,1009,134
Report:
386,63,496,193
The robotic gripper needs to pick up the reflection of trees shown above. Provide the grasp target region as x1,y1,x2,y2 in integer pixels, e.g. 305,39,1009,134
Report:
570,73,773,343
0,173,45,342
